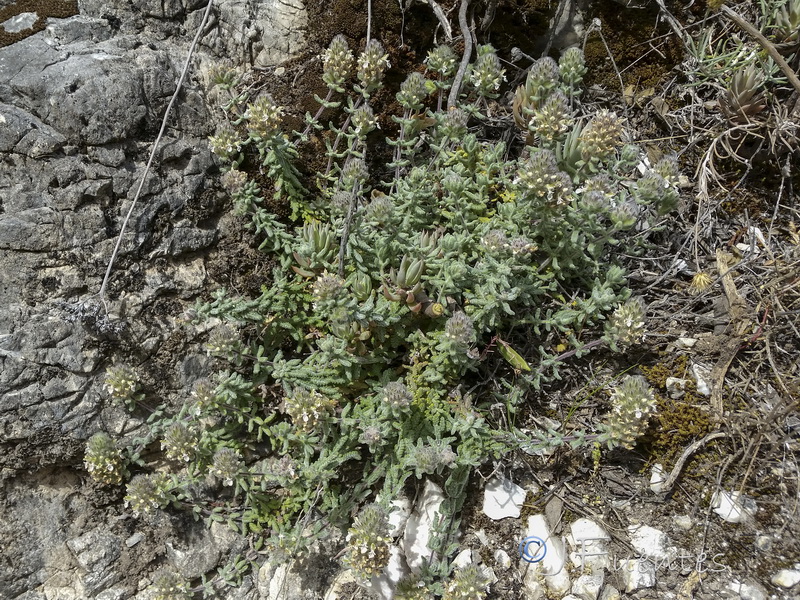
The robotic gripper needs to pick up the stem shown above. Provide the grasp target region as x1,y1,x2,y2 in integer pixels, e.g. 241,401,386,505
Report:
301,88,335,139
447,0,473,110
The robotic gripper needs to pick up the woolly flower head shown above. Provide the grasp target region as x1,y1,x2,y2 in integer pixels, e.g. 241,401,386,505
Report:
532,89,572,141
283,389,336,432
341,157,369,190
397,72,429,111
211,447,243,486
523,56,559,106
125,473,171,515
604,298,646,349
105,364,139,402
443,565,490,600
245,95,283,139
439,107,469,138
208,126,241,162
425,45,457,78
558,47,587,92
350,104,378,138
322,34,354,91
161,423,197,463
312,271,346,305
579,111,623,163
445,312,476,349
409,440,457,477
470,44,505,97
149,570,192,600
357,39,390,95
84,432,126,485
344,504,391,580
601,375,657,449
382,380,413,410
517,149,572,203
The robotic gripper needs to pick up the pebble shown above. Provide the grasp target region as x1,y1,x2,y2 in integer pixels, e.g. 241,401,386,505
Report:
628,524,675,561
569,518,611,574
403,479,445,573
771,568,800,588
673,515,693,531
617,558,656,592
520,514,571,595
711,490,757,523
483,476,526,520
650,463,667,493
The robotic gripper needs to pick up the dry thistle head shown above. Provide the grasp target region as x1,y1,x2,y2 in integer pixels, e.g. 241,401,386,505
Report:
689,271,713,295
719,64,767,124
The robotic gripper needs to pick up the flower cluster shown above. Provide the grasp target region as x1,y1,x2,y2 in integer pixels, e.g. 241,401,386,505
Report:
283,389,337,432
383,380,413,410
245,95,284,139
444,312,476,349
397,72,429,111
356,39,390,96
579,111,624,164
149,570,193,600
532,90,571,142
125,473,171,515
84,432,126,485
425,45,457,79
211,447,244,486
604,298,646,349
517,149,572,203
443,565,490,600
344,504,391,579
600,376,657,449
104,364,138,403
208,126,242,163
470,45,505,98
322,34,354,92
409,440,457,477
162,423,197,463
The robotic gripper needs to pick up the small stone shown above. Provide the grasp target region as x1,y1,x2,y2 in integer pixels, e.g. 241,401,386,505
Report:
711,490,757,523
275,66,286,76
452,549,472,568
483,476,526,520
599,586,621,600
125,532,143,547
692,363,712,396
618,558,656,592
403,479,445,573
727,578,768,600
677,337,697,348
649,463,667,493
569,518,611,574
673,515,693,531
628,524,675,561
2,12,37,33
520,514,571,595
665,377,687,399
494,549,511,568
771,569,800,588
572,573,604,600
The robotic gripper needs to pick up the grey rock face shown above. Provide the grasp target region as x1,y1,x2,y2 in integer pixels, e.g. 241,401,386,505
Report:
0,0,307,597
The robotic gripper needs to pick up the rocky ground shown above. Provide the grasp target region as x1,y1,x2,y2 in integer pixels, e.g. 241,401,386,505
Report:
1,0,799,599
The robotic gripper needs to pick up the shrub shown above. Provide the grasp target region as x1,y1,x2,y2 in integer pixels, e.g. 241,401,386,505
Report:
91,38,673,593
